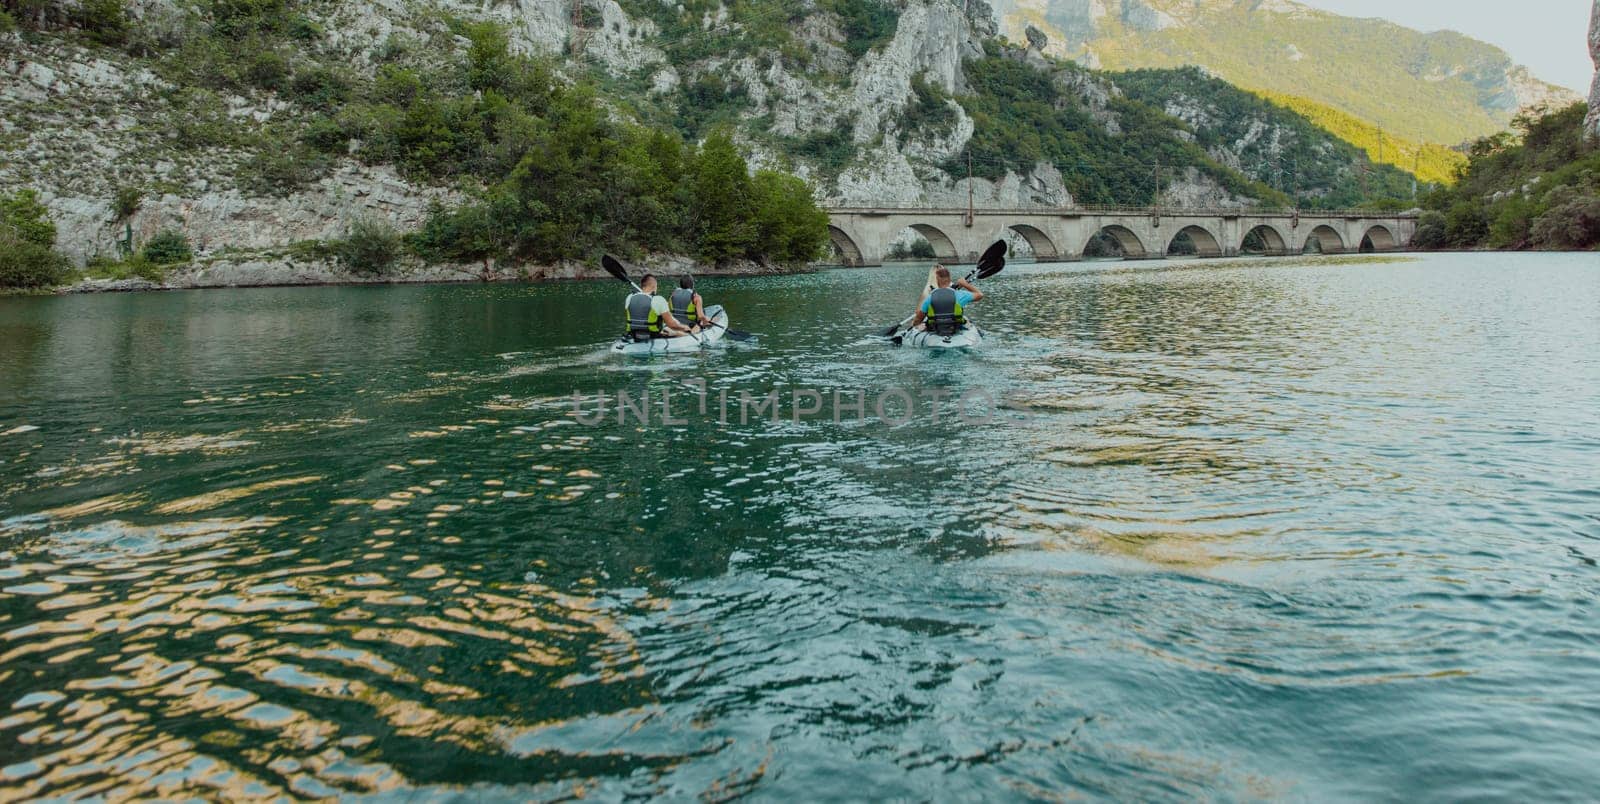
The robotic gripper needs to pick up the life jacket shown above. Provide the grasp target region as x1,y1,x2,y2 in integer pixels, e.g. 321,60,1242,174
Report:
926,287,965,335
626,292,661,339
670,288,698,325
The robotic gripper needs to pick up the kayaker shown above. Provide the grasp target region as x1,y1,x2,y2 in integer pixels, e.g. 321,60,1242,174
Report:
910,265,983,335
670,276,707,335
625,274,694,341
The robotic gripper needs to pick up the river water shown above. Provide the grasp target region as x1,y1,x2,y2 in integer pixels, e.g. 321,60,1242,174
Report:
0,252,1597,799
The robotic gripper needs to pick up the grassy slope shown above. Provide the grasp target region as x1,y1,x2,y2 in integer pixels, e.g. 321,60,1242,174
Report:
1254,91,1466,185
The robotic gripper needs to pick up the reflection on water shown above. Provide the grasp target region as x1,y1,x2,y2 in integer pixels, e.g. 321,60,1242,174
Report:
1,253,1598,798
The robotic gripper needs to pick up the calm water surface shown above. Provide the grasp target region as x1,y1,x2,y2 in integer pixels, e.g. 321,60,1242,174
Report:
1,253,1597,799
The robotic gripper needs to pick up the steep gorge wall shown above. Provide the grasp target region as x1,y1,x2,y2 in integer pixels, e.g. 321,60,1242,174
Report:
1589,0,1599,141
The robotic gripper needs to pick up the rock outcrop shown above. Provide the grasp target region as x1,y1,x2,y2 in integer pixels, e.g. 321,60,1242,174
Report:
1589,0,1600,141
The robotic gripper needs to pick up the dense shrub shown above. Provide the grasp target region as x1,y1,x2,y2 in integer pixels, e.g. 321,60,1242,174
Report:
1,189,67,289
1530,187,1600,249
238,144,326,196
1411,210,1448,249
0,235,68,289
298,115,351,154
821,0,899,59
113,186,142,220
75,0,128,45
245,45,291,91
332,218,403,275
141,229,193,264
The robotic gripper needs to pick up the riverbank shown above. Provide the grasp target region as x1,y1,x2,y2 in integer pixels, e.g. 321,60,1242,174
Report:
33,252,816,295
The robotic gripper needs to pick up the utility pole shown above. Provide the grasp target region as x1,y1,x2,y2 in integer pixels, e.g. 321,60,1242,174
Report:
966,151,974,227
1412,150,1420,201
1291,158,1299,211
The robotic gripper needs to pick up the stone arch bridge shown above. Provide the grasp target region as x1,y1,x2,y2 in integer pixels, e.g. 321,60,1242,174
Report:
825,206,1416,266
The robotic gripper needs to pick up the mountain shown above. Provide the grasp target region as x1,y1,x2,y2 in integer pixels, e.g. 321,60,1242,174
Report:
991,0,1581,146
1,0,1428,273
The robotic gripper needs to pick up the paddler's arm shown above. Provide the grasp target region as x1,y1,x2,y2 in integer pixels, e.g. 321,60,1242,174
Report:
692,293,706,332
660,311,691,333
956,278,983,302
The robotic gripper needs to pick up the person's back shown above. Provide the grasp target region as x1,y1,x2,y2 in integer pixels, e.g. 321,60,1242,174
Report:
915,266,980,335
924,286,967,335
625,274,688,340
670,276,704,333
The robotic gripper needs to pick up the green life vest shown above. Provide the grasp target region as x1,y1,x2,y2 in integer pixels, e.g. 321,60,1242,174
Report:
926,287,965,335
670,288,699,324
626,292,661,337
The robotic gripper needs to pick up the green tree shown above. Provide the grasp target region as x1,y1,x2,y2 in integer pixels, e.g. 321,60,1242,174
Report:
750,170,828,264
1444,201,1489,247
691,131,756,262
2,189,57,248
0,189,66,289
1411,210,1448,249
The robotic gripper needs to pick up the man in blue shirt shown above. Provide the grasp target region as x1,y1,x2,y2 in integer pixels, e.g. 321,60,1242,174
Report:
910,265,983,335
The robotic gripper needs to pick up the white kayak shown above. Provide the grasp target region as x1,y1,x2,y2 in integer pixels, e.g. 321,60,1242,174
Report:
610,305,729,355
900,324,984,349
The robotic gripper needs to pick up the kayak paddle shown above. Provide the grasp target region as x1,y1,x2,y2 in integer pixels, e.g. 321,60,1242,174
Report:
879,240,1008,338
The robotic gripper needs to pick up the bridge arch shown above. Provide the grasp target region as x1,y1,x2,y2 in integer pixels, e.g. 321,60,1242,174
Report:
1167,225,1224,257
1360,225,1397,252
827,225,864,266
1007,224,1060,261
905,224,959,261
1240,224,1289,255
1086,225,1147,259
1302,224,1346,254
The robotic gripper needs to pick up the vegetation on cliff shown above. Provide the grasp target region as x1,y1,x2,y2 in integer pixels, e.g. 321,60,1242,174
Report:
1113,67,1420,208
954,48,1283,206
0,0,832,279
994,0,1577,146
1416,104,1600,250
1251,90,1466,186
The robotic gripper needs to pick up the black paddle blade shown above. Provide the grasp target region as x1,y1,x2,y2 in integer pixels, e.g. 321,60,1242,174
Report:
601,254,631,284
879,322,904,337
976,240,1007,271
721,329,756,342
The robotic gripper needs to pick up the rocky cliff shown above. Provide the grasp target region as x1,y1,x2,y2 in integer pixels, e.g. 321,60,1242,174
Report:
992,0,1582,146
1589,0,1600,141
2,0,1424,270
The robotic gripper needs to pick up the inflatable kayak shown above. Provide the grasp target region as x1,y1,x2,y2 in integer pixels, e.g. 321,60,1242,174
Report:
610,305,729,355
900,324,983,349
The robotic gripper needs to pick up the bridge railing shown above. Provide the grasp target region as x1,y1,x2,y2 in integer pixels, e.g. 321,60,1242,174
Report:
826,205,1417,219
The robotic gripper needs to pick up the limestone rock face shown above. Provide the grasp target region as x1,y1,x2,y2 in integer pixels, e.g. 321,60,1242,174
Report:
41,166,460,266
1588,0,1600,140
